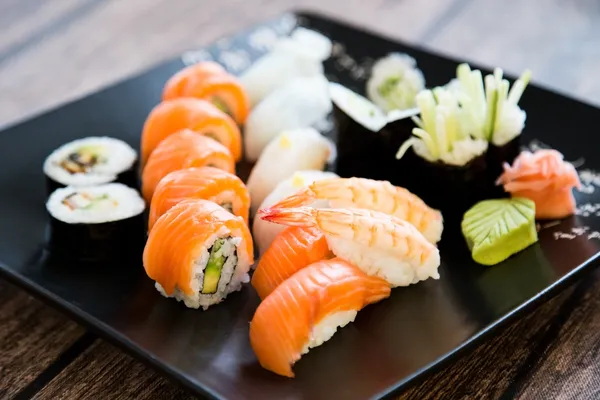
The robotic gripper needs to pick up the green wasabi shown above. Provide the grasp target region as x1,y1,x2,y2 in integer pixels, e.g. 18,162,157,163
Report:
202,239,227,294
461,198,538,266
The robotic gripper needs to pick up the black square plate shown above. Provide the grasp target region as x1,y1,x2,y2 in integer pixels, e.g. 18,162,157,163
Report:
2,11,600,400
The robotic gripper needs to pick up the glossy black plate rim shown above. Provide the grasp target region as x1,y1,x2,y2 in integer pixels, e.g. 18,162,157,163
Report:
1,9,600,399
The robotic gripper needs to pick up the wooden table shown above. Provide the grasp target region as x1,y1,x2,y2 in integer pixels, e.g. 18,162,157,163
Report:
2,1,600,399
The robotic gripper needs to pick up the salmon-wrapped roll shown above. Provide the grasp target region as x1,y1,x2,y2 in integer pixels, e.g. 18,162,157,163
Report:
250,258,390,378
141,98,241,165
143,199,254,310
141,130,235,202
162,62,250,126
162,61,227,99
148,166,250,231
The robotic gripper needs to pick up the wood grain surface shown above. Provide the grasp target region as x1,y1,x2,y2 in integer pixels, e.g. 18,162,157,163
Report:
2,0,600,399
0,281,85,399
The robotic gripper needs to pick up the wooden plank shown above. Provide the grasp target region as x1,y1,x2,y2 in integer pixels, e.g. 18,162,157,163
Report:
514,272,600,399
398,278,594,399
33,341,194,400
423,0,600,106
0,280,85,399
0,0,463,128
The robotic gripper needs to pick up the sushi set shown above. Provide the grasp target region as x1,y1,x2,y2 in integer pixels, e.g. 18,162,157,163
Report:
2,11,600,400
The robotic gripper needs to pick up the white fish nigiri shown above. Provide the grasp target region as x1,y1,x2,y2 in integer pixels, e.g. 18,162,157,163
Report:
247,128,332,215
240,28,332,106
252,170,339,255
244,75,332,161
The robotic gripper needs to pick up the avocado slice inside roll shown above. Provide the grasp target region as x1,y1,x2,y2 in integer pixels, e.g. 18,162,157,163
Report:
202,239,228,294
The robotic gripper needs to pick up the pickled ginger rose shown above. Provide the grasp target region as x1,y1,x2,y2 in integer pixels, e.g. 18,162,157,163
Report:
496,149,581,219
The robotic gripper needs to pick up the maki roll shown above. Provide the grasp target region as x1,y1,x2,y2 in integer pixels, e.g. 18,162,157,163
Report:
43,137,138,194
140,98,241,166
148,166,250,231
450,64,532,186
366,52,425,112
162,62,250,126
141,129,235,203
329,82,419,182
143,199,254,310
395,86,490,228
46,183,146,262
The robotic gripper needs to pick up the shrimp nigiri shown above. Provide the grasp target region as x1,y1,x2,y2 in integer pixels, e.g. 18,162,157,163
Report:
251,226,332,299
259,207,440,287
163,63,250,125
142,130,235,202
253,170,339,255
250,257,390,378
148,166,250,231
141,98,242,166
269,177,443,244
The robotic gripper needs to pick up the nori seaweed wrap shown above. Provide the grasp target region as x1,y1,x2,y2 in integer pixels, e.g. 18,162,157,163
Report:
329,82,418,182
45,183,146,263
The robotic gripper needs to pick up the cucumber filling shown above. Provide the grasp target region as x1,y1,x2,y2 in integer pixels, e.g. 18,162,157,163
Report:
202,238,234,294
61,192,116,211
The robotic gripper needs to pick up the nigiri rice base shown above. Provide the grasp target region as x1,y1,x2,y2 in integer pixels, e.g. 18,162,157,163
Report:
326,238,441,287
301,310,358,355
155,230,250,310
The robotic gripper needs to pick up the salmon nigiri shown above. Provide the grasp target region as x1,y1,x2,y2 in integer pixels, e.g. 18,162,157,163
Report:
144,199,254,310
162,62,250,126
162,61,227,99
249,258,390,378
141,98,242,166
148,166,250,231
251,226,332,299
142,129,235,202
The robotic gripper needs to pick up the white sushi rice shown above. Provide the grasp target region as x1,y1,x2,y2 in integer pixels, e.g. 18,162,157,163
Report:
43,137,137,187
301,310,358,355
366,53,425,112
413,138,489,167
252,170,340,255
46,183,145,224
155,231,251,310
326,236,441,287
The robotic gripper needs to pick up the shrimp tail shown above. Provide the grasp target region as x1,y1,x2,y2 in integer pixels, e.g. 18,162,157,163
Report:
269,188,316,209
258,206,317,228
